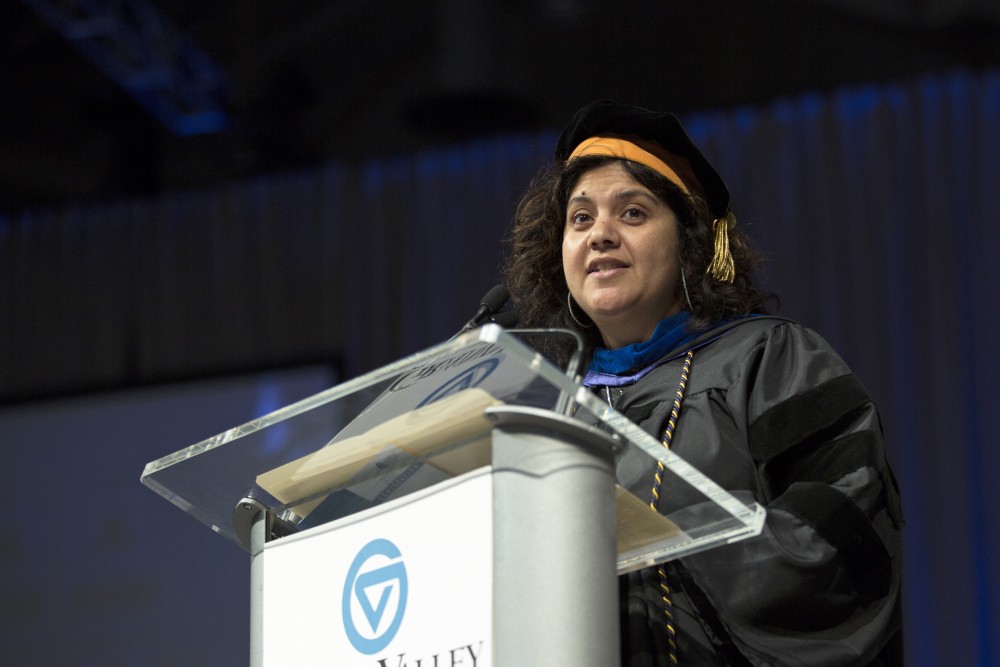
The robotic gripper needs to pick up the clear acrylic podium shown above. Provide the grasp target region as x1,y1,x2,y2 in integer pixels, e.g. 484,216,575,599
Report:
141,325,765,666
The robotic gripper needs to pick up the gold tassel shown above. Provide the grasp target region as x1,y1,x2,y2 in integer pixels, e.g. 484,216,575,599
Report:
707,211,737,284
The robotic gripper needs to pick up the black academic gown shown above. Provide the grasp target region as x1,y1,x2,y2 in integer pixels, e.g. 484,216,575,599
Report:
587,317,903,667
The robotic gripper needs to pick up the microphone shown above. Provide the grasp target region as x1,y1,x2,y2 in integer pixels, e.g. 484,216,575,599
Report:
458,285,510,334
471,284,510,326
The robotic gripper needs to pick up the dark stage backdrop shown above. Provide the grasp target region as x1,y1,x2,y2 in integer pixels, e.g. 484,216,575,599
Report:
1,68,998,665
0,365,337,665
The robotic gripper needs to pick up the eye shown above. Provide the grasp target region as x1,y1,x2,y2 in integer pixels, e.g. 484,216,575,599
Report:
569,211,593,226
622,207,646,221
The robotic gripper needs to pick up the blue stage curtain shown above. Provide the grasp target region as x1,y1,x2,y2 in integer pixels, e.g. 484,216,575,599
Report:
1,68,998,665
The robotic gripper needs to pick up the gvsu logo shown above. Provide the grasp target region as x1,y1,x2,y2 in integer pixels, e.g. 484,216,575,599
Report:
416,359,499,408
342,539,409,654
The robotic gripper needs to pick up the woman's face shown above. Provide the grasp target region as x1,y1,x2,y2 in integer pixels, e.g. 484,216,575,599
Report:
561,162,683,349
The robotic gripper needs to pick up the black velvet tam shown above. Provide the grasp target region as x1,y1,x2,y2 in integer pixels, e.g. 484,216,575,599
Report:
556,100,730,218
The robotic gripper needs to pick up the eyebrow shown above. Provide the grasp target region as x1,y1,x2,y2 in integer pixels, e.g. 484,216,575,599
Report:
567,189,658,207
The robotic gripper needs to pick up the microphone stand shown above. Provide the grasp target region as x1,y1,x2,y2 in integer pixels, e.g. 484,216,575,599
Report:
502,327,585,416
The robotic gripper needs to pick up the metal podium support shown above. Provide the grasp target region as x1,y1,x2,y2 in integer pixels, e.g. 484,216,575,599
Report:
487,406,622,666
248,508,265,667
234,498,295,667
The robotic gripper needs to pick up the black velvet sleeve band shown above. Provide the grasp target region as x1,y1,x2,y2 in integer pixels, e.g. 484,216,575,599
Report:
748,374,871,463
771,482,892,601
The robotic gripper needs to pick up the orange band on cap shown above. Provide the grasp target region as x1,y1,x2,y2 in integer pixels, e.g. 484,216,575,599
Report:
568,134,702,198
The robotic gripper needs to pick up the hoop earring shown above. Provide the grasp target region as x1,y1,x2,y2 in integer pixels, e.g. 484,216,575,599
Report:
567,292,594,328
681,269,695,312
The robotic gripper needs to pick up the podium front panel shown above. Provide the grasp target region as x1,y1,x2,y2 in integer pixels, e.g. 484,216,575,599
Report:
261,468,492,666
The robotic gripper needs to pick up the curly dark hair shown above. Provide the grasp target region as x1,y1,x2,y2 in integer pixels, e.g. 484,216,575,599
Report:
504,155,772,364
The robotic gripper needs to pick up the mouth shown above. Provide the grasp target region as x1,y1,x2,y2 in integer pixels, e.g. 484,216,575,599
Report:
587,258,628,274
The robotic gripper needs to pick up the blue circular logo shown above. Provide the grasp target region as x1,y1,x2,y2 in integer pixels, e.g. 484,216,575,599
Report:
416,358,500,408
342,539,409,654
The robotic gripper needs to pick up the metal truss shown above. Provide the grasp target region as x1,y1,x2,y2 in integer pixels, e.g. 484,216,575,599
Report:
20,0,230,136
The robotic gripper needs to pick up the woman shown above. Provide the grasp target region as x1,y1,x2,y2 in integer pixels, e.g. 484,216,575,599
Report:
505,101,903,666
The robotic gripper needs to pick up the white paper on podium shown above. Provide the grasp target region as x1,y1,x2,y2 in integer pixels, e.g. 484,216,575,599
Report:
256,388,500,516
256,385,687,557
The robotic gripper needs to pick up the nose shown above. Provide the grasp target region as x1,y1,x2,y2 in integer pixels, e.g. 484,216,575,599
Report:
588,216,619,249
